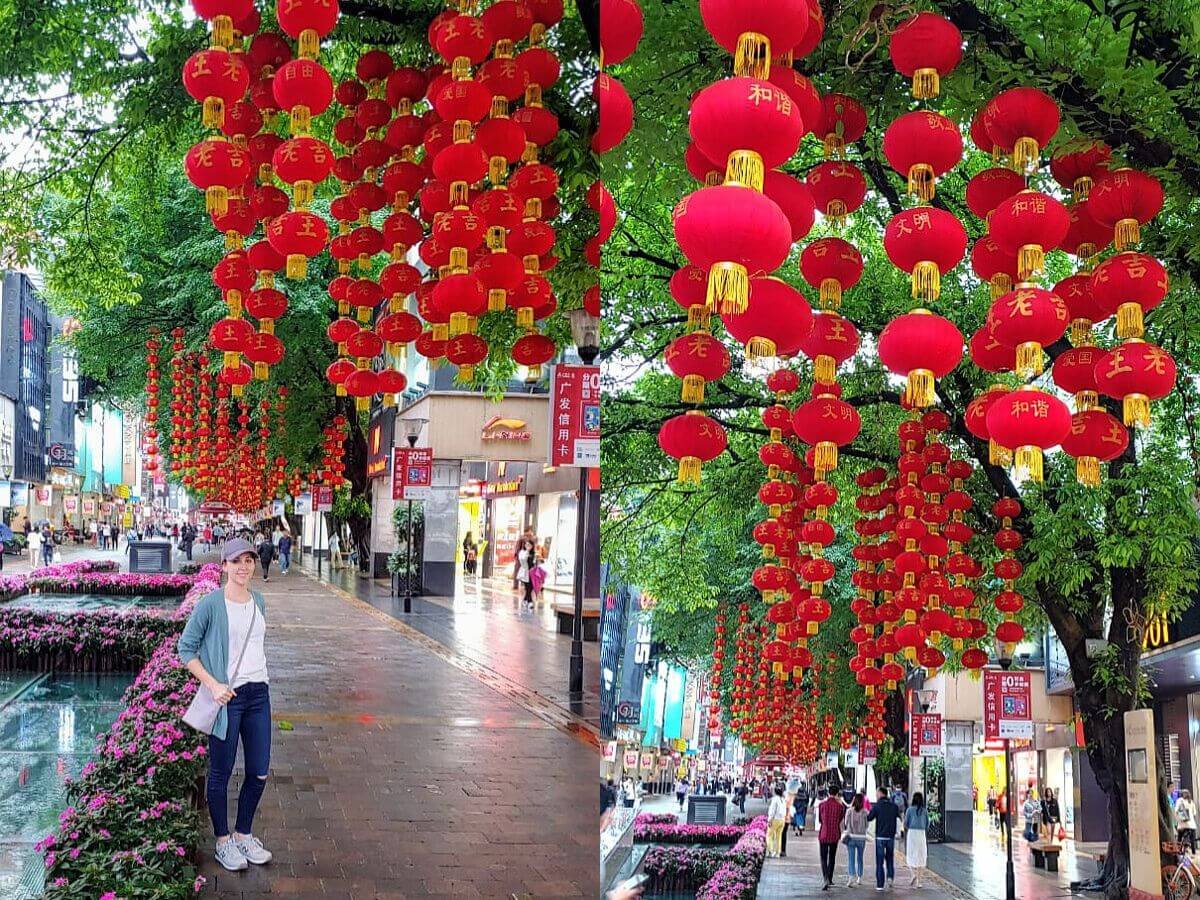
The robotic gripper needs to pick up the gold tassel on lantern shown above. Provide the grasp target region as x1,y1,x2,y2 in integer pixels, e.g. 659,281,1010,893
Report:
458,364,477,383
290,104,312,136
707,261,749,314
907,163,936,202
990,439,1012,467
1070,319,1094,347
825,199,848,226
1014,445,1045,482
1116,302,1145,340
725,150,764,193
1072,176,1094,203
254,362,268,380
202,97,225,130
686,304,710,331
1015,341,1044,378
489,156,508,185
746,336,777,361
813,441,838,476
1124,393,1151,428
1012,136,1040,172
298,28,320,60
823,133,845,160
819,279,842,310
516,307,534,329
449,312,469,336
990,273,1013,301
210,15,234,48
814,354,836,386
1114,217,1140,251
293,180,314,209
912,67,940,100
225,290,243,317
433,324,449,342
733,31,771,79
488,289,506,312
677,456,702,485
912,261,941,303
1075,390,1098,412
223,351,239,369
286,254,307,280
681,374,706,404
205,186,229,217
906,369,935,408
1017,243,1045,281
1076,456,1101,487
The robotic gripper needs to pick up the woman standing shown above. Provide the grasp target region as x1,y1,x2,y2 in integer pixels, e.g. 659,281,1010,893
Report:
462,532,477,576
256,532,276,582
177,538,273,873
1176,789,1197,853
1041,787,1062,841
844,791,869,887
516,537,536,609
1021,791,1041,843
904,791,929,887
766,785,788,859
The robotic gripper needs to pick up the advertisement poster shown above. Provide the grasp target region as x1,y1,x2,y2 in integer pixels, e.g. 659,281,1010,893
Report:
271,499,285,516
82,498,96,515
34,485,52,506
492,495,525,569
910,713,943,757
391,447,433,501
860,740,877,766
100,500,112,515
64,495,79,514
12,483,29,509
603,742,617,763
549,364,600,467
294,493,312,516
984,670,1034,740
623,750,639,769
314,485,334,512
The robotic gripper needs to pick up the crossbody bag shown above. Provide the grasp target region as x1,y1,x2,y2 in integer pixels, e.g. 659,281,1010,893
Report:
182,601,257,735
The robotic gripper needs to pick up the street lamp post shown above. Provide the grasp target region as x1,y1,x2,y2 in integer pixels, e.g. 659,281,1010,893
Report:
998,643,1016,900
396,417,428,614
566,309,599,696
914,689,936,806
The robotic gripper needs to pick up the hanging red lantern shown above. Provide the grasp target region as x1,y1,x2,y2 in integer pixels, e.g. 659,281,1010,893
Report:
968,326,1015,374
762,171,816,243
689,78,805,189
1050,139,1111,201
276,0,341,60
665,332,731,402
965,168,1026,221
210,198,257,251
1061,410,1129,486
970,234,1019,300
1094,340,1177,428
1052,346,1102,411
888,12,962,99
445,333,490,382
209,316,255,368
212,251,255,315
985,285,1069,377
966,385,1011,465
1054,274,1107,346
183,49,251,130
245,288,289,333
697,0,810,77
272,58,335,134
184,138,251,215
719,277,813,360
673,184,792,315
791,395,860,475
882,111,962,201
988,190,1070,281
266,210,329,279
670,265,710,330
1089,251,1169,340
1061,202,1111,262
272,136,333,207
982,87,1060,171
806,161,867,225
768,68,822,139
244,332,285,380
985,387,1071,481
593,74,633,155
816,93,867,158
1086,168,1164,251
799,237,862,310
883,207,968,303
877,311,963,407
798,311,859,385
659,411,728,484
598,0,643,66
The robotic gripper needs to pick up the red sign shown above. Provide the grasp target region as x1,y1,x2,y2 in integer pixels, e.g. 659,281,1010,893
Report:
549,364,600,467
314,485,334,512
910,713,942,757
983,670,1034,740
860,740,877,766
391,448,433,501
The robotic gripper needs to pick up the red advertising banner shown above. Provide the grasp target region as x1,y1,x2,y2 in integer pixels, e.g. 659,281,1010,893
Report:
909,713,942,757
549,364,600,467
313,485,334,512
391,448,433,501
860,740,877,766
983,670,1034,740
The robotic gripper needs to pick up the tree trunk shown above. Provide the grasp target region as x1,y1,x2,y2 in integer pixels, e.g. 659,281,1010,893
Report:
337,397,372,573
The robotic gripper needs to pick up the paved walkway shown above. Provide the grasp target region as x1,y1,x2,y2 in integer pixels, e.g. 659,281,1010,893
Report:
197,562,598,898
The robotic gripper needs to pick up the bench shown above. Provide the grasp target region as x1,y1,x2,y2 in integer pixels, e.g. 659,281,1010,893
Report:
553,601,600,640
1031,842,1062,872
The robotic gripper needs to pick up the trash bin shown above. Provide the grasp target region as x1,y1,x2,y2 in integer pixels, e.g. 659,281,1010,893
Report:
127,540,173,574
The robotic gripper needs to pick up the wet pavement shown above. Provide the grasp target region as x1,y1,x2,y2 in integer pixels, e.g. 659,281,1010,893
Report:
0,672,133,899
197,562,598,898
296,556,602,729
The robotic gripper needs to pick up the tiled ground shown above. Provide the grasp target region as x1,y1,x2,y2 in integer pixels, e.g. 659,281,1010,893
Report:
197,565,597,898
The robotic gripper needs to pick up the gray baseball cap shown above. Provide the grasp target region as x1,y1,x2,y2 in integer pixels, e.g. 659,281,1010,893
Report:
221,537,259,562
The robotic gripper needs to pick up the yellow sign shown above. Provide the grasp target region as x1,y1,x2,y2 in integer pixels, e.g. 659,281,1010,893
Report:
1143,612,1171,650
481,416,532,441
122,511,133,527
671,738,688,752
115,484,131,499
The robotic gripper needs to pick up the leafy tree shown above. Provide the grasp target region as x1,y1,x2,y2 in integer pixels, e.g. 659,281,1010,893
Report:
602,2,1200,893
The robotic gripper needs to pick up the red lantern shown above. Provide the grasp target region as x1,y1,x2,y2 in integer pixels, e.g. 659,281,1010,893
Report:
697,0,810,76
882,111,962,201
275,0,341,60
377,368,408,407
670,265,709,330
593,74,633,155
1094,341,1177,427
673,185,792,315
1087,168,1164,251
888,12,962,98
1061,202,1111,261
1054,274,1107,346
806,161,866,224
1050,139,1111,200
762,171,815,243
433,273,487,335
791,395,860,475
658,411,728,483
988,190,1070,281
968,326,1014,374
209,316,255,368
192,0,254,46
272,58,334,134
985,286,1069,377
965,168,1026,221
598,0,643,65
183,49,250,129
210,199,257,251
184,138,251,215
244,332,285,380
445,333,490,381
690,78,805,187
343,367,380,410
970,234,1018,300
985,388,1071,481
768,68,822,138
982,87,1060,171
266,210,330,279
719,277,813,360
666,332,731,402
272,136,333,207
1061,410,1129,486
798,311,859,385
375,312,422,351
877,311,963,407
1089,251,1169,340
799,237,862,310
883,207,968,303
1052,346,1102,410
816,93,866,158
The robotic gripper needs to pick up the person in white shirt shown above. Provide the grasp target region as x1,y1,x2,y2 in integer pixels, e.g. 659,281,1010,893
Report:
26,528,42,568
328,532,343,570
767,785,788,858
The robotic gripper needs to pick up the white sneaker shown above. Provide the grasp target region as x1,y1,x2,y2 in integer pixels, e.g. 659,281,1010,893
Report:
233,833,272,865
214,839,248,871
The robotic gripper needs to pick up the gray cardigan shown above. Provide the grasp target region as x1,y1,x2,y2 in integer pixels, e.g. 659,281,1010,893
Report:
177,587,267,741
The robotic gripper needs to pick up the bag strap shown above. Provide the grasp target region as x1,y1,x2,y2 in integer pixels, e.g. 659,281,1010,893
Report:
228,601,258,684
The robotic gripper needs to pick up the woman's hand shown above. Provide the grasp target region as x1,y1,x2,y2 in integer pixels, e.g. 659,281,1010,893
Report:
208,682,236,705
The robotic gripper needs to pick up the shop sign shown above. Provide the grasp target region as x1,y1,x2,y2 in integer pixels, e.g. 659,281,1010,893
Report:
614,725,642,743
640,752,655,770
860,740,877,766
549,363,600,467
12,483,28,508
392,447,433,501
293,493,312,516
49,468,76,488
480,476,523,498
910,713,942,757
82,498,96,515
481,416,532,442
983,670,1034,740
844,747,859,768
603,742,617,762
271,499,285,516
825,752,838,768
64,495,79,513
48,443,75,468
198,500,233,515
365,408,395,479
314,485,334,512
34,485,52,505
615,700,641,725
623,750,640,769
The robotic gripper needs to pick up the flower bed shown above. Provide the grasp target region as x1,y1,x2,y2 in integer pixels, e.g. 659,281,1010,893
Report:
638,817,768,900
29,563,222,898
23,572,196,596
633,821,746,844
695,817,767,900
633,812,679,826
31,560,120,577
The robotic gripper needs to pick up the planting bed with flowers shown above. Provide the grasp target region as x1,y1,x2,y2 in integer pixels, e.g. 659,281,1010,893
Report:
30,560,121,577
636,817,767,900
633,821,747,845
7,563,222,898
634,812,680,826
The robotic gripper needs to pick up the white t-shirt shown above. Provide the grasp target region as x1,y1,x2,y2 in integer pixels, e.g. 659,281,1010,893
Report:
517,548,532,582
27,531,42,551
225,598,268,688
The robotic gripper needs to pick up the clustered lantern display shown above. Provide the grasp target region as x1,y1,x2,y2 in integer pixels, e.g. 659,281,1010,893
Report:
143,333,162,478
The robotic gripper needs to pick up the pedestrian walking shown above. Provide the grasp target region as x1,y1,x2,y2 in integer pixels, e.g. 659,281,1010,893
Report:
256,532,275,582
203,524,213,551
891,783,908,819
89,519,98,546
180,524,195,561
26,527,42,569
844,791,869,887
793,781,810,836
41,526,54,566
986,786,997,824
328,531,343,571
1022,790,1041,843
516,537,537,609
1041,787,1062,841
674,777,688,811
867,786,901,891
904,792,929,887
213,522,226,548
462,532,477,575
1176,789,1197,853
997,785,1009,836
277,531,292,575
767,785,788,859
177,538,273,873
817,786,845,890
